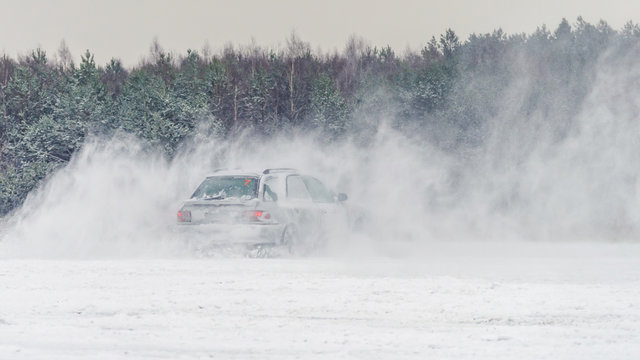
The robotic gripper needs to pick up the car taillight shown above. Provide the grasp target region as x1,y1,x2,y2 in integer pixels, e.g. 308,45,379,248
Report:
243,210,271,222
177,210,192,222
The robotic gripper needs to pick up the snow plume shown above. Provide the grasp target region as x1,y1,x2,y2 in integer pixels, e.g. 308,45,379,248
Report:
462,46,640,242
0,128,438,258
0,136,185,258
3,47,640,258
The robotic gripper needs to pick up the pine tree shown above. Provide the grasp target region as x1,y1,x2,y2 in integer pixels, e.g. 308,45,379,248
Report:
311,73,349,138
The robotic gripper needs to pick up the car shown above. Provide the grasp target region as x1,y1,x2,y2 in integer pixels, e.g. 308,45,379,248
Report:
175,168,352,254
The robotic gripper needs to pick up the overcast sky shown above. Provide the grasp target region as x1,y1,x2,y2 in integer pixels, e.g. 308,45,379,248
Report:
1,0,639,67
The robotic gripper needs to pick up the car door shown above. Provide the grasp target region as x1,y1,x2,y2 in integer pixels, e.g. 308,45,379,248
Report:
301,175,349,233
284,175,320,236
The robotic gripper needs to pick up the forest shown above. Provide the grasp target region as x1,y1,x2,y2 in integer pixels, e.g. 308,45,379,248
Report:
1,17,640,215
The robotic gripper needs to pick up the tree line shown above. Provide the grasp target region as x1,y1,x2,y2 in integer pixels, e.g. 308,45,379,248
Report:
1,17,640,215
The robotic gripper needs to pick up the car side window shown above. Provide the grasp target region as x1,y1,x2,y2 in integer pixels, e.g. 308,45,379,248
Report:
286,175,312,201
263,177,279,202
302,176,335,203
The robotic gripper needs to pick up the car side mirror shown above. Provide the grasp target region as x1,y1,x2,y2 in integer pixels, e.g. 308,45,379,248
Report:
337,193,348,202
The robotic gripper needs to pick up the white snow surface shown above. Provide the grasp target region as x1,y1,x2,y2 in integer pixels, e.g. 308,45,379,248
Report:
1,241,640,359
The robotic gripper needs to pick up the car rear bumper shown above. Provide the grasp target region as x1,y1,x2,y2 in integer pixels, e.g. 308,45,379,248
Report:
174,223,285,246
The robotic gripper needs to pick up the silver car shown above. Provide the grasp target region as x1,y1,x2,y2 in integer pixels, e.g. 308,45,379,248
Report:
176,168,350,253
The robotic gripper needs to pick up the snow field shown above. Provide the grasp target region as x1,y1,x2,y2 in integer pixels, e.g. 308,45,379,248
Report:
1,242,639,359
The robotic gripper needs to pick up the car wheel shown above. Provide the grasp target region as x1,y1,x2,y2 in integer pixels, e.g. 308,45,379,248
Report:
281,225,300,255
352,216,365,232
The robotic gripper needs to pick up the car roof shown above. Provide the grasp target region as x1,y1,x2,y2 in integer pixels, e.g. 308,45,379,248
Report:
205,168,299,177
204,170,262,177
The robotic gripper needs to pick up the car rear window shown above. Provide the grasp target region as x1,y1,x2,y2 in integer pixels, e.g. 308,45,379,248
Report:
191,176,258,200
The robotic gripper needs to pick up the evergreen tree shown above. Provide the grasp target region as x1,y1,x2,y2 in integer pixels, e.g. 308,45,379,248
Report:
311,73,349,138
2,18,640,215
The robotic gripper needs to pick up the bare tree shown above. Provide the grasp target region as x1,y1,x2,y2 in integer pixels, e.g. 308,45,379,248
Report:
57,40,74,72
0,55,13,119
286,31,310,123
149,37,164,63
148,38,174,84
201,40,212,64
341,34,368,97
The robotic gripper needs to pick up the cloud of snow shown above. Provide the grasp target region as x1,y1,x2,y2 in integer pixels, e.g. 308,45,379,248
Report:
3,45,640,259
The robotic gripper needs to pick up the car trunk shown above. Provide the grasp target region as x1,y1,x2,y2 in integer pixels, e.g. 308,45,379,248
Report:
180,199,258,225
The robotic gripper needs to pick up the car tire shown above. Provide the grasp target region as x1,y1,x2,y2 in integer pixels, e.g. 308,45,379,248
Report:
281,224,300,255
352,216,365,232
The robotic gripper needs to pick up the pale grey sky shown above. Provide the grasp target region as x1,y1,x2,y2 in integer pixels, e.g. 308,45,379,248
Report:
1,0,638,67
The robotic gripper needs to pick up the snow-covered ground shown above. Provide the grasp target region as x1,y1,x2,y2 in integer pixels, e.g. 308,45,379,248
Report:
1,241,639,359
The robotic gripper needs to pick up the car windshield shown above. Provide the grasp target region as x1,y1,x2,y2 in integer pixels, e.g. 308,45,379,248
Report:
191,176,258,200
